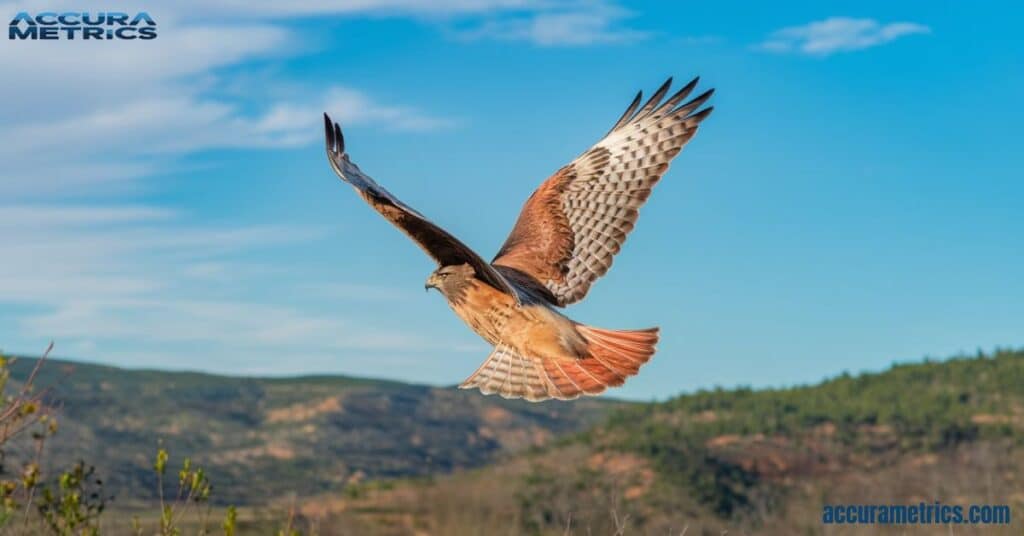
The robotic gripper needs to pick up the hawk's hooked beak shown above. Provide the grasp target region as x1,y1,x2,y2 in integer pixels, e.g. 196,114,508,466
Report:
424,274,439,292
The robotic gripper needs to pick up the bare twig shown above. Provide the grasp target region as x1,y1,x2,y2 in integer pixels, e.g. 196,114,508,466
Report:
611,508,629,536
0,342,55,443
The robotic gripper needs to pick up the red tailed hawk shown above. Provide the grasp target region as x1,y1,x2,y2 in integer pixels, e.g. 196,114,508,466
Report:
324,77,713,401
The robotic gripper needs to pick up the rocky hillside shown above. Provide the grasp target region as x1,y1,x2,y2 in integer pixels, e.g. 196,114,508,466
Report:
7,349,1024,534
4,357,617,506
295,348,1024,535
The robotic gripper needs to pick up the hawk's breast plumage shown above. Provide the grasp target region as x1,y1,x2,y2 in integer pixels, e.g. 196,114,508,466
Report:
324,77,713,401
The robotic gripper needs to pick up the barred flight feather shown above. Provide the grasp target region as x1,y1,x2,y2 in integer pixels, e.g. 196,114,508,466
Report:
493,77,714,306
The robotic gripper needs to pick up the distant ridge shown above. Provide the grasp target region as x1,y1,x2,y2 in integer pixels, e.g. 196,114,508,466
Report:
3,356,619,506
348,347,1024,534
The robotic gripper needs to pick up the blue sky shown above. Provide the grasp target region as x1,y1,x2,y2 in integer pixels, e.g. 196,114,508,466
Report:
0,0,1021,400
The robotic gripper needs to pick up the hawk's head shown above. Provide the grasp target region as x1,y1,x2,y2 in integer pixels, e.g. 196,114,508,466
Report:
425,263,474,302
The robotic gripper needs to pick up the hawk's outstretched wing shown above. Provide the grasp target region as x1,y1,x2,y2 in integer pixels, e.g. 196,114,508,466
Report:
492,77,713,306
324,114,518,298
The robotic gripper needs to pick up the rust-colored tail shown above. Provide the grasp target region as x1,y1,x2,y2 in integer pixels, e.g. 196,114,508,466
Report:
564,324,659,396
459,325,659,402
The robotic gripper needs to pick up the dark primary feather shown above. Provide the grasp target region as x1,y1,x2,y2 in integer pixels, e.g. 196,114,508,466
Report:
606,90,643,134
323,114,519,299
634,76,674,120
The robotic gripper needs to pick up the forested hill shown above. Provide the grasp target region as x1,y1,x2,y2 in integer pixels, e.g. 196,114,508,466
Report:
313,348,1024,534
5,348,1023,535
4,357,617,505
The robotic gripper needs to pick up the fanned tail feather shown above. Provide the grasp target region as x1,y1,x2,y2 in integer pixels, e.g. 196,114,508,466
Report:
459,345,551,402
575,324,659,379
459,325,659,402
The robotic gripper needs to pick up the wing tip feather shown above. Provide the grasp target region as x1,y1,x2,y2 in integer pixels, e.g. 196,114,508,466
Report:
689,88,715,108
610,76,714,134
608,90,644,134
690,105,714,123
323,113,334,152
323,112,345,155
636,76,674,119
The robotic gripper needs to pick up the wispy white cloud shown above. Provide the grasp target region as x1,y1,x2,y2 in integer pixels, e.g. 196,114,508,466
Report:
0,9,454,199
0,205,176,227
1,89,448,160
187,0,649,47
0,0,638,199
316,282,420,302
0,86,448,198
0,202,470,373
454,2,647,46
166,0,539,18
0,18,290,199
255,87,455,145
0,204,321,303
0,23,290,115
21,298,433,352
757,17,930,56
